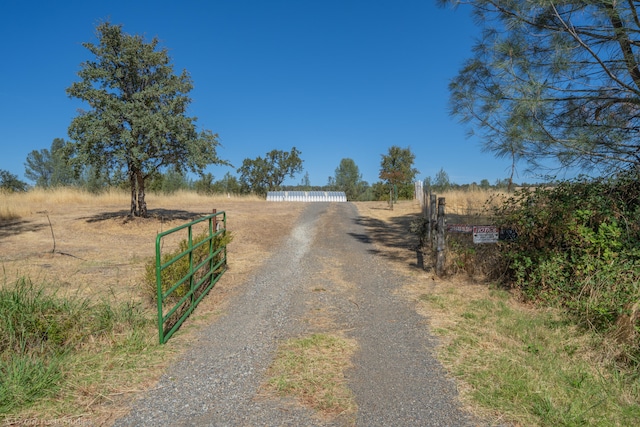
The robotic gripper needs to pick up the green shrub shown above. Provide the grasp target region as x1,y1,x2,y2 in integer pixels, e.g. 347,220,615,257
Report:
144,230,232,304
492,171,640,362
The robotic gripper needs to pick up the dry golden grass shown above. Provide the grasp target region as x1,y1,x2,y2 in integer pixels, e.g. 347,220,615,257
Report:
1,187,130,217
0,187,264,219
12,191,615,426
428,188,507,216
0,189,291,299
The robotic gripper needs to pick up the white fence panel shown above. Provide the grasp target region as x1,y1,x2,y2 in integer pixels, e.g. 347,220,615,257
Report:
266,191,346,202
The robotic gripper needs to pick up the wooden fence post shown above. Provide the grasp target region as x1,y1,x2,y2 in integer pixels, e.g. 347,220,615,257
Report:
436,197,446,277
430,193,437,250
422,187,429,218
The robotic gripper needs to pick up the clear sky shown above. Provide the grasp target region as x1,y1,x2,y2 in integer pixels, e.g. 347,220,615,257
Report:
0,0,524,187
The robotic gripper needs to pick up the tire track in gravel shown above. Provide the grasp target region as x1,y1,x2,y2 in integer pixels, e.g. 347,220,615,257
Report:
320,203,480,427
114,202,481,426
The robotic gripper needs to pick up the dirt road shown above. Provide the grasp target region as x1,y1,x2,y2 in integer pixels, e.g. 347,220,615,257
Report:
114,202,480,426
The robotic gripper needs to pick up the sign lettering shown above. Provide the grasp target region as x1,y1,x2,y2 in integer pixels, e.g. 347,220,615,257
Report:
473,225,499,244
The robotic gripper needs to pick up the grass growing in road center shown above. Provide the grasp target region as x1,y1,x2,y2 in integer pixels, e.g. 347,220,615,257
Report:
264,333,357,417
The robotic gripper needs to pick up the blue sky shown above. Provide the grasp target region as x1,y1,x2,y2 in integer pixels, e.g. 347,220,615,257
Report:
0,0,526,187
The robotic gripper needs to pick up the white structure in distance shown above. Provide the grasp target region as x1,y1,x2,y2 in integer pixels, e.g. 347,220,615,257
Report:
266,191,347,202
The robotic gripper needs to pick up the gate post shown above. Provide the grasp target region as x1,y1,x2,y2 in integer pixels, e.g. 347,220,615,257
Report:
436,197,446,277
430,193,437,250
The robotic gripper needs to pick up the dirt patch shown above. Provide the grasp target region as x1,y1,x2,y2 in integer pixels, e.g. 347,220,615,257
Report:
352,200,424,268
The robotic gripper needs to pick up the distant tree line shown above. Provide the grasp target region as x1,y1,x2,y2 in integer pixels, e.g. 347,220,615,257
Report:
3,137,519,200
424,168,522,193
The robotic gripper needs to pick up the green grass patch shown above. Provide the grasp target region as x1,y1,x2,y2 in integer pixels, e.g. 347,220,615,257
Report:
0,277,167,422
264,333,357,417
1,355,63,414
419,284,640,426
419,293,446,309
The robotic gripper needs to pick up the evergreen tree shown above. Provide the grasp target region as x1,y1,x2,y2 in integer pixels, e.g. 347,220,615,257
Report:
0,170,28,192
433,168,451,192
445,0,640,175
333,158,366,201
25,138,75,187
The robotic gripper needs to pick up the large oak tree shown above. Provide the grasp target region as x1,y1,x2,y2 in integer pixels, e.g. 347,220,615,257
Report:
67,22,225,217
237,147,303,196
444,0,640,176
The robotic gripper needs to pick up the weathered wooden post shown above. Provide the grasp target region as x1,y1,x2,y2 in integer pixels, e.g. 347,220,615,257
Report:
436,197,446,277
422,186,429,218
430,193,437,250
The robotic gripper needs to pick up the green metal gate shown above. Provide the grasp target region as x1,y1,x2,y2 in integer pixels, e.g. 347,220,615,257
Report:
155,211,227,343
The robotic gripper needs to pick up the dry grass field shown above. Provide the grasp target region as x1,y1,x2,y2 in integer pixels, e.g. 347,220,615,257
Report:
3,189,488,304
0,189,439,420
0,189,306,305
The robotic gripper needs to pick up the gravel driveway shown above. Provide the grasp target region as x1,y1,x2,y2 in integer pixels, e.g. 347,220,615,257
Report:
114,202,481,426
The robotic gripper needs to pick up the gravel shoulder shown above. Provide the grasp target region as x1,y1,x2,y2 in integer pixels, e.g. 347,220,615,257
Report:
114,202,481,426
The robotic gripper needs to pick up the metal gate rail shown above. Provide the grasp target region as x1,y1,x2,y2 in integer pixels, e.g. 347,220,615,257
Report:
155,211,227,343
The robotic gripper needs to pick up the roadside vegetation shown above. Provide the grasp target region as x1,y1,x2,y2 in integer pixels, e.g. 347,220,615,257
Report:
408,171,640,426
493,172,640,362
0,277,168,423
424,0,640,419
417,283,640,426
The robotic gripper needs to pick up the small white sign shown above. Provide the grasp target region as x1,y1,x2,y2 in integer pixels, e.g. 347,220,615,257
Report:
473,226,499,244
447,224,474,234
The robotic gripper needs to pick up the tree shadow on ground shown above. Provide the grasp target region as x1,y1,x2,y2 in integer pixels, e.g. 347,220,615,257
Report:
350,208,496,275
0,220,47,239
83,208,210,223
350,212,424,269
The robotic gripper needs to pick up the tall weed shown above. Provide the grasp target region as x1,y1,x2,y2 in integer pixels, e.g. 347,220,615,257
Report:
0,278,154,416
1,355,63,414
